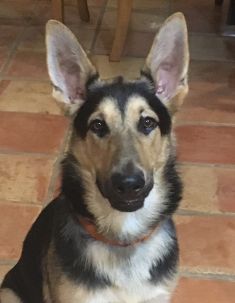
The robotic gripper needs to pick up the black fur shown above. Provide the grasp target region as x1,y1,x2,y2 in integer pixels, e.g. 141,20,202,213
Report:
61,154,93,219
162,157,183,216
74,76,171,139
53,196,111,289
149,219,179,283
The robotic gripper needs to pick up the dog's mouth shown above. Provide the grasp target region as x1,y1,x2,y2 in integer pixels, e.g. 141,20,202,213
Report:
109,198,145,212
96,177,153,212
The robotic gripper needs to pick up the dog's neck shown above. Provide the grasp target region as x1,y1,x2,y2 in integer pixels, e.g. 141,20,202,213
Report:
75,215,160,247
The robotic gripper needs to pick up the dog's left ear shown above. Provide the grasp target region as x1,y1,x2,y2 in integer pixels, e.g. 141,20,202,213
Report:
46,20,97,113
144,13,189,114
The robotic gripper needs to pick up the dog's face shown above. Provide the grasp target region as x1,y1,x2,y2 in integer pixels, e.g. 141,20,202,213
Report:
46,14,189,219
72,79,173,213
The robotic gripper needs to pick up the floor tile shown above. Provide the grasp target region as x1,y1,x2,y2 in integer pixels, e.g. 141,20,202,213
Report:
189,34,235,62
123,31,154,58
0,202,41,260
6,50,48,79
172,277,235,303
19,26,94,52
0,0,36,25
189,60,235,85
0,80,62,115
0,25,22,48
92,55,144,79
170,0,226,34
31,1,101,27
101,9,165,32
0,154,55,204
60,25,95,52
179,165,235,213
176,82,235,124
107,0,168,11
176,125,235,164
93,30,113,55
0,48,8,71
217,169,235,213
175,216,235,275
0,112,69,154
65,0,105,7
94,30,154,57
18,26,46,52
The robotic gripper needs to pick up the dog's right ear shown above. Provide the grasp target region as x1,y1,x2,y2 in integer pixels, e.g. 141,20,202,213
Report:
46,20,96,113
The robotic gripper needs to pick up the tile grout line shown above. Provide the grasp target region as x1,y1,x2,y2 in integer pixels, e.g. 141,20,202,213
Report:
180,270,235,282
176,161,235,169
0,76,50,82
0,150,61,157
0,200,44,208
175,121,235,127
176,209,235,217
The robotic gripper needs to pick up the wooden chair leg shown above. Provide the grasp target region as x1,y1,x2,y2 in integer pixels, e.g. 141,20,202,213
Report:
109,0,133,62
52,0,64,22
77,0,90,22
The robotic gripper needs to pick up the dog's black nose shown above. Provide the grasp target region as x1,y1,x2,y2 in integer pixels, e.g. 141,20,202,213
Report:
111,172,145,196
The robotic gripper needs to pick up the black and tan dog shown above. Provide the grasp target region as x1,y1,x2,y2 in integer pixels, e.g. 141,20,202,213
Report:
0,12,189,303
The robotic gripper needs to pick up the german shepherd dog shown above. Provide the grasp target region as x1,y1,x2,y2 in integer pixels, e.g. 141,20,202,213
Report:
0,13,189,303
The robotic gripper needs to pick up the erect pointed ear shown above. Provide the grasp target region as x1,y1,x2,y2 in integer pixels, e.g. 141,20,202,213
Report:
144,13,189,114
46,20,97,113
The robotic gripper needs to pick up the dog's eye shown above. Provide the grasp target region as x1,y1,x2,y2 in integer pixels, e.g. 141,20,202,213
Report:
89,119,109,137
138,117,158,135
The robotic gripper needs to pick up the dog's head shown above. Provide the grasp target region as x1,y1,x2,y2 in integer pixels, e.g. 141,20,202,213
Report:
46,13,189,237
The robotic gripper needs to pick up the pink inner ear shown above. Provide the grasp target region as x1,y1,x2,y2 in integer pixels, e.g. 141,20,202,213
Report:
59,57,84,103
155,63,180,102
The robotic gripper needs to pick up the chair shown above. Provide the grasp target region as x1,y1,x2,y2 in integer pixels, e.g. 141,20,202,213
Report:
51,0,133,61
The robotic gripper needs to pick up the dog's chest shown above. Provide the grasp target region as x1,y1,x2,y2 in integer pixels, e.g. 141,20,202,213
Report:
57,277,171,303
52,220,176,303
68,229,174,303
95,284,170,303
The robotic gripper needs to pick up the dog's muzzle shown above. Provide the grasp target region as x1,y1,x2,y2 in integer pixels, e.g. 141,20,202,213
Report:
97,170,153,212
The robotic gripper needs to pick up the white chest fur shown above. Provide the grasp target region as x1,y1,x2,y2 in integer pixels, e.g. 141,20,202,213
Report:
57,277,173,303
56,224,176,303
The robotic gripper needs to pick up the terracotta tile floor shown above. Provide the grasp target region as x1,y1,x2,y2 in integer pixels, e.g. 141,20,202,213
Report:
0,0,234,301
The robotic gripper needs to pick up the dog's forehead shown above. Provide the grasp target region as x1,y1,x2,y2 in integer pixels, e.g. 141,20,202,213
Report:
95,94,152,121
88,77,153,116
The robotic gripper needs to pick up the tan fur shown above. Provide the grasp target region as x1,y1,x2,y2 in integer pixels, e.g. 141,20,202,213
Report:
72,95,170,181
41,232,177,303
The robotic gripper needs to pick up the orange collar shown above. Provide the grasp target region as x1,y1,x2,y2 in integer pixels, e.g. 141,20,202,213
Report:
78,216,158,247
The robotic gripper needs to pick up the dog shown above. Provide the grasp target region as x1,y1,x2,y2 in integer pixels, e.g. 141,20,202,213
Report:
0,12,189,303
